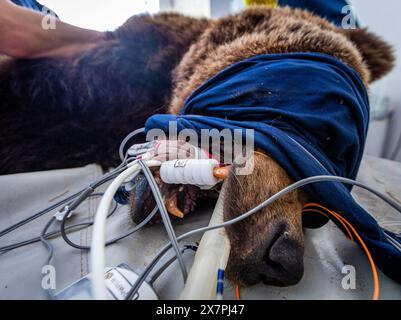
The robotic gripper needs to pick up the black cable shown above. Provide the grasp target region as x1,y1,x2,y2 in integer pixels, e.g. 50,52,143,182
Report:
0,166,126,240
0,154,132,251
60,206,158,250
0,194,117,253
0,191,82,239
0,222,92,253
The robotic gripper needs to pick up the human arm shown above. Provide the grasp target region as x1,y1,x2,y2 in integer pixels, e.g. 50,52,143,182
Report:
0,0,103,58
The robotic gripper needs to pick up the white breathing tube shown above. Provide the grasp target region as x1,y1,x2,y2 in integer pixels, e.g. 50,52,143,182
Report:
91,160,160,300
180,181,230,299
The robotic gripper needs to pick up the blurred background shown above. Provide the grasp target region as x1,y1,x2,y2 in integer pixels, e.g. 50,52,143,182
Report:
39,0,401,162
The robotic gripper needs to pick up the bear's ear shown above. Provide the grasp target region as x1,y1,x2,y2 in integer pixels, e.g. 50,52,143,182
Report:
342,28,395,83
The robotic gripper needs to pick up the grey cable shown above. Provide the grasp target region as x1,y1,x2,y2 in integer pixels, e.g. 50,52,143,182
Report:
0,161,129,240
125,174,401,299
389,128,401,160
60,205,158,250
138,160,188,282
40,217,57,300
0,195,117,253
0,191,82,239
148,244,197,285
0,222,92,253
384,232,401,252
119,128,145,162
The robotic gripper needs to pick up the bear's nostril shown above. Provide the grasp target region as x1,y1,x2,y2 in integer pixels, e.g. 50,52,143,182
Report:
262,231,304,286
238,269,263,287
230,225,304,287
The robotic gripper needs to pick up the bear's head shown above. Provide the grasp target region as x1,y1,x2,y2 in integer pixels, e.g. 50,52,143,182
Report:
130,6,395,288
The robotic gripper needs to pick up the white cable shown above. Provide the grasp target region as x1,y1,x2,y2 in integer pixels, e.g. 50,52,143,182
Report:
90,159,160,300
119,128,145,161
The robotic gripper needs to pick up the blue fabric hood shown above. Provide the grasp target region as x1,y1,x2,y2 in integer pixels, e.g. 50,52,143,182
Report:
279,0,359,27
145,53,401,284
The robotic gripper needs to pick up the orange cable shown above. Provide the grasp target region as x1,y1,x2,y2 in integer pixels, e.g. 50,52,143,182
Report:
235,284,241,300
302,206,354,241
233,203,379,300
304,203,379,300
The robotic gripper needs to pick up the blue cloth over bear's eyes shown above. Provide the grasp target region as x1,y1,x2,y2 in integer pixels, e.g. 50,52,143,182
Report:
279,0,358,27
145,53,401,284
11,0,43,11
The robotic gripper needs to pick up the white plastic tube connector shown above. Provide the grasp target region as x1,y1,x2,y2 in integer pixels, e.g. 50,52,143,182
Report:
180,182,231,300
160,159,220,189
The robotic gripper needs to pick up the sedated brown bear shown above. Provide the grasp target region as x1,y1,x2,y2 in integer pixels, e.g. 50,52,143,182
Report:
0,6,395,287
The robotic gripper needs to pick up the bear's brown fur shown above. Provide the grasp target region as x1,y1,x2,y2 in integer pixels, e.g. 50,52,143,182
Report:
0,13,209,174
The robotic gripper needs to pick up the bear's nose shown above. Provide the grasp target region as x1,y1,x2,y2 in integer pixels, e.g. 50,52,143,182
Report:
237,225,304,287
261,231,304,286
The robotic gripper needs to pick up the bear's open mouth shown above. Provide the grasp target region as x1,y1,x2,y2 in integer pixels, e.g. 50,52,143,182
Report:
128,170,218,225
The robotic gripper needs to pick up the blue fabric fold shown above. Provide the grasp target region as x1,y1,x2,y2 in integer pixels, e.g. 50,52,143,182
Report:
145,53,401,284
279,0,359,27
12,0,43,11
